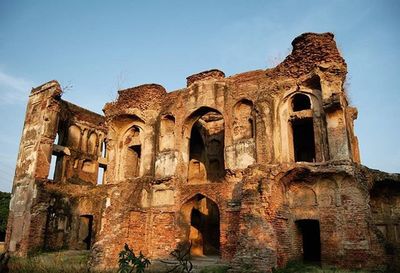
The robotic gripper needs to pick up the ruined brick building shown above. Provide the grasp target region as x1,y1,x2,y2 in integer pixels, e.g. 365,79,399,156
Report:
5,32,400,272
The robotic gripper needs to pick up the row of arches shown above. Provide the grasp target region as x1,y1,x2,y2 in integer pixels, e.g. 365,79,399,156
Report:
158,100,254,153
118,92,318,183
65,125,106,157
49,124,107,184
114,92,322,182
116,100,256,182
179,193,322,261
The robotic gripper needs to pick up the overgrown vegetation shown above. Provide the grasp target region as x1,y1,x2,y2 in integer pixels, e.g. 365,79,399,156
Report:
198,265,230,273
8,250,92,273
0,191,11,241
118,243,151,273
272,261,387,273
161,242,193,273
5,247,390,273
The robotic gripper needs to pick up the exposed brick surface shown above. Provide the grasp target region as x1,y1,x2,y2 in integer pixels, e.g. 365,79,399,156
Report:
6,32,400,272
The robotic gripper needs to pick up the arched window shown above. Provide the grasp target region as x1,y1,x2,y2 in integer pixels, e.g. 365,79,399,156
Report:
67,125,81,149
233,100,254,141
290,93,315,162
180,194,220,256
87,133,98,155
292,93,311,112
159,115,175,151
187,108,224,183
123,126,142,179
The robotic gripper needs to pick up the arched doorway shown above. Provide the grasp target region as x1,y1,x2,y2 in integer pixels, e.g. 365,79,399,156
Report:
290,93,316,162
181,194,220,256
186,108,225,183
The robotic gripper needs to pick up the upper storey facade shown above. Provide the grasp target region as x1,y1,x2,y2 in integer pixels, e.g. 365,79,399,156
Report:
43,32,358,187
16,33,360,189
6,33,369,269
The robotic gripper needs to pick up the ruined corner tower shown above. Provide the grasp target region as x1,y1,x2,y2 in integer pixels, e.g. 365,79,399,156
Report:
6,33,400,272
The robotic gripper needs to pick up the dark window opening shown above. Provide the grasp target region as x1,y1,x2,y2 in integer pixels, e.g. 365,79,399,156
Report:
248,118,254,138
190,126,205,162
304,75,322,90
79,215,93,250
125,145,141,178
292,118,315,162
188,125,207,182
189,195,220,256
292,94,311,112
188,113,225,183
296,220,321,263
208,159,222,180
132,126,140,136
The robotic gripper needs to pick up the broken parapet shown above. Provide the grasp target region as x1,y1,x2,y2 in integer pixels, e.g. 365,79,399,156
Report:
186,69,225,87
103,84,167,117
267,32,347,79
7,32,400,272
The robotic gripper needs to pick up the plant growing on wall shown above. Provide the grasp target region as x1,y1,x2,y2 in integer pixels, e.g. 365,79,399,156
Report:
118,243,151,273
161,242,193,273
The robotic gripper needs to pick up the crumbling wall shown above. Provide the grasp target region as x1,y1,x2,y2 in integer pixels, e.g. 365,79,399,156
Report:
7,32,398,272
6,80,108,256
56,100,107,185
369,178,400,271
6,81,62,255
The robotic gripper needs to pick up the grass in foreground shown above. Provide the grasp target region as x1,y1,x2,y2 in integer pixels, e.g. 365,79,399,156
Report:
7,251,389,273
272,261,387,273
8,250,93,273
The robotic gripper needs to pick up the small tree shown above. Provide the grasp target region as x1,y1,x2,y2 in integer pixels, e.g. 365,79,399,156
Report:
0,192,11,241
161,242,193,273
118,243,151,273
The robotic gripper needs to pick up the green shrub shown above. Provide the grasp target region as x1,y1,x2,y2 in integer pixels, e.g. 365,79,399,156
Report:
161,242,193,273
0,191,11,241
118,243,151,273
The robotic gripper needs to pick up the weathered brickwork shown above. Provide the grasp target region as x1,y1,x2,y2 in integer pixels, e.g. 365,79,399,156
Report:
5,32,400,272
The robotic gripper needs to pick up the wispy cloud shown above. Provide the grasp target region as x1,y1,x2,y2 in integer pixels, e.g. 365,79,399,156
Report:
0,69,33,104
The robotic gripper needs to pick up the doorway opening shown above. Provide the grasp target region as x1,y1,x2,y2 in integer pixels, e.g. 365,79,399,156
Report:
296,219,321,263
126,145,141,178
79,215,93,250
123,125,143,179
292,118,315,162
188,110,224,183
181,194,220,256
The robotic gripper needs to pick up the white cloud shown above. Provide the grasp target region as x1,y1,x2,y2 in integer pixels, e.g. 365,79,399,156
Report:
0,70,33,104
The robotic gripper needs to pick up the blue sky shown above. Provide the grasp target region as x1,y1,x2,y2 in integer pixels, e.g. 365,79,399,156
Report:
0,0,399,192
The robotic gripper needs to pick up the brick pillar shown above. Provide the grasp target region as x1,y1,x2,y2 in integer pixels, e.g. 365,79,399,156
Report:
6,81,62,256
